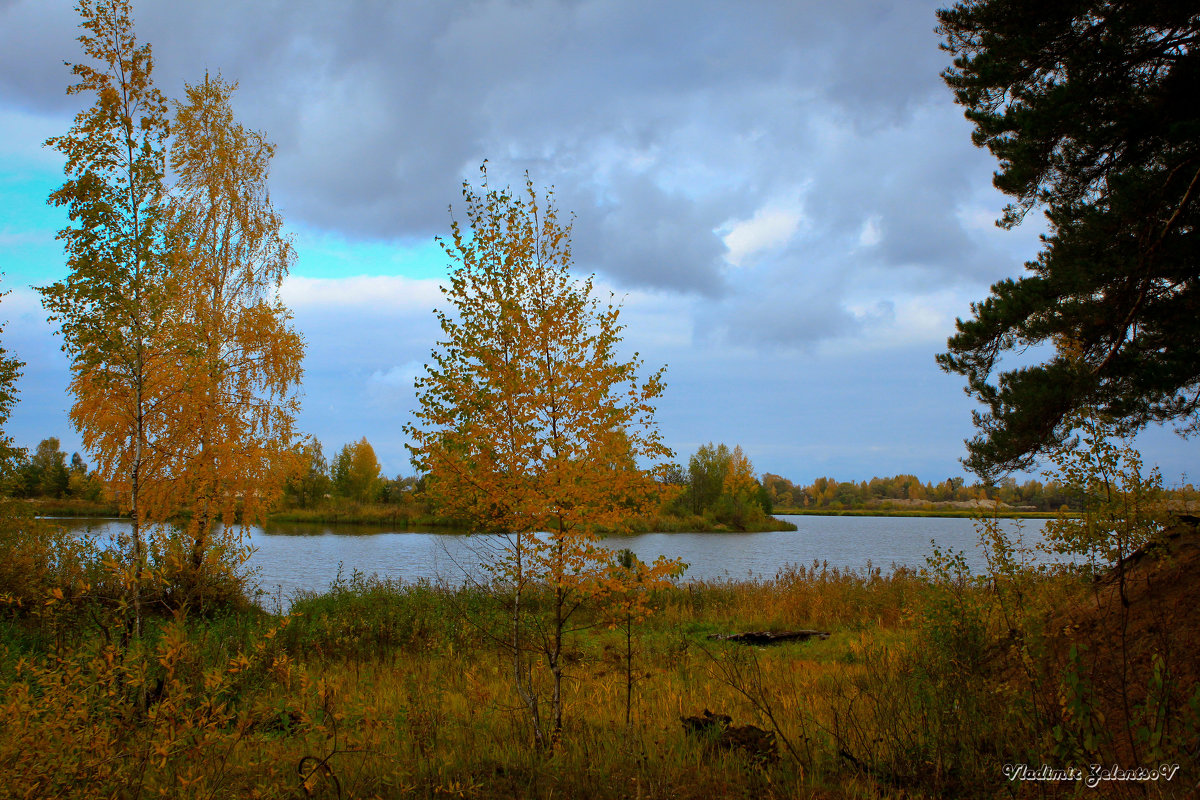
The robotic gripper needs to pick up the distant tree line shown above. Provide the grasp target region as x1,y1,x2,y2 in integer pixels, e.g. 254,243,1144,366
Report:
281,438,783,528
0,434,418,513
32,430,1198,518
280,437,417,509
3,432,788,528
9,433,1118,515
3,437,103,502
761,473,1080,512
659,442,773,527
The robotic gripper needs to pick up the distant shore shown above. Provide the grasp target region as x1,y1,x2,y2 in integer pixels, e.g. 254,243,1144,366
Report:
23,499,799,533
263,509,799,533
21,496,1074,525
17,498,121,518
775,507,1065,519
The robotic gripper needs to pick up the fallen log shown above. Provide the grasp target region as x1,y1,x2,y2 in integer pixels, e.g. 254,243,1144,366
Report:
707,630,829,645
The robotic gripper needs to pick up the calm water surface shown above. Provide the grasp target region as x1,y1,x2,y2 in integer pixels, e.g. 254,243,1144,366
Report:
58,514,1056,604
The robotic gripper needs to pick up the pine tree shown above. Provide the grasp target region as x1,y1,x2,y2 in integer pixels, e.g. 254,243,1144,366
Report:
936,1,1200,477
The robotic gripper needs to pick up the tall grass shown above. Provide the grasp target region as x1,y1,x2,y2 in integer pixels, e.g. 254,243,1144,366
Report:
2,529,1197,798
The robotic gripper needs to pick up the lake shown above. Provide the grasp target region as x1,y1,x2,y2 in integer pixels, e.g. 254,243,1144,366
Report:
53,514,1062,605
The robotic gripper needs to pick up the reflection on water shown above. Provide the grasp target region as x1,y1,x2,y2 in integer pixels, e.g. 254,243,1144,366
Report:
260,521,463,537
54,514,1057,606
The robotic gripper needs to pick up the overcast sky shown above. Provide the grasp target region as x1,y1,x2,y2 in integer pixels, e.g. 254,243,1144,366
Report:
0,0,1193,485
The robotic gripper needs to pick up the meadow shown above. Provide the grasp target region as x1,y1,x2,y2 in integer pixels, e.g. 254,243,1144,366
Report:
2,511,1196,799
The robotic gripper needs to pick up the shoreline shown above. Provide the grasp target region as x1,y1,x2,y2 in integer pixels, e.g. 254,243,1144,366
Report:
26,500,801,533
27,496,1082,526
775,508,1067,519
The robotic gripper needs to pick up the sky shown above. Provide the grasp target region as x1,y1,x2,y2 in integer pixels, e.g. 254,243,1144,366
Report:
0,0,1193,486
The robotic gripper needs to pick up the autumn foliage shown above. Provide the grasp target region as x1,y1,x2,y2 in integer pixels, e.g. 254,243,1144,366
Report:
331,437,383,504
38,1,302,615
408,165,670,538
407,165,676,744
37,0,175,632
159,73,303,607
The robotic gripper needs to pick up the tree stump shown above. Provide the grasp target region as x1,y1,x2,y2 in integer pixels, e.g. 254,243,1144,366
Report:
680,709,778,764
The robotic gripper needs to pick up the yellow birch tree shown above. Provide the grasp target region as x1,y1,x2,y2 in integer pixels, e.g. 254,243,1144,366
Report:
39,0,174,636
0,276,23,474
601,548,684,731
406,165,671,746
331,437,382,503
162,74,304,608
42,4,302,619
716,444,764,528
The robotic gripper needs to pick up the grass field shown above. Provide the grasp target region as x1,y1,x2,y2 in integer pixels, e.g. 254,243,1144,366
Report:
3,523,1196,799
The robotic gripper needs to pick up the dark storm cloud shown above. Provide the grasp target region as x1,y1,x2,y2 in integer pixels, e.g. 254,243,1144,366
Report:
564,171,733,296
0,0,997,304
816,1,950,126
802,103,988,273
0,1,82,114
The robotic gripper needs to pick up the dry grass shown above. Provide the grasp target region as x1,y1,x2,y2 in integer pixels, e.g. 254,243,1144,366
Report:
1,543,1197,799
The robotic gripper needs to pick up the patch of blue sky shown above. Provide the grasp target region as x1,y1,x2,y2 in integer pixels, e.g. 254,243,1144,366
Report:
0,164,448,287
289,226,448,281
0,165,68,288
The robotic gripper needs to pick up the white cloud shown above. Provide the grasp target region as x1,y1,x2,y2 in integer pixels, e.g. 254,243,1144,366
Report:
1,285,49,321
857,215,882,247
280,274,442,310
721,205,805,267
594,283,695,350
956,205,1000,232
827,288,970,356
368,362,422,388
